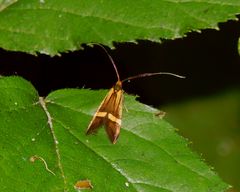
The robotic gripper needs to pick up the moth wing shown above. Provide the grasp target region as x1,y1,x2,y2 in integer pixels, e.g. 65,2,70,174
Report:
105,114,122,144
86,116,104,135
104,89,123,143
86,88,114,135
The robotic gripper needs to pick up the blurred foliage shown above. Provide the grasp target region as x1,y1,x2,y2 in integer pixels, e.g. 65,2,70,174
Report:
162,89,240,191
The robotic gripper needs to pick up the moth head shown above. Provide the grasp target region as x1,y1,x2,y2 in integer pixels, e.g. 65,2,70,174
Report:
114,80,122,91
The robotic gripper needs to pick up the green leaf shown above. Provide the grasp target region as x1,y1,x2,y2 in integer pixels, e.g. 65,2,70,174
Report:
0,0,17,12
0,76,229,191
162,89,240,191
0,0,239,55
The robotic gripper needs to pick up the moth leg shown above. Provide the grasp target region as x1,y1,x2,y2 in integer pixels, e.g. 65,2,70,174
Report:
123,104,128,112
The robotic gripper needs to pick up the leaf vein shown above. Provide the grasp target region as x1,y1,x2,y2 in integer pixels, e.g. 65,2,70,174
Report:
124,121,212,183
52,118,139,192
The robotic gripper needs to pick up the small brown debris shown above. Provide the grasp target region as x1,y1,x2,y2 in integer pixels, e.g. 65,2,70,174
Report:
74,179,93,190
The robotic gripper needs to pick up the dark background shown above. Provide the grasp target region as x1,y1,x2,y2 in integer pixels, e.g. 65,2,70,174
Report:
1,20,239,105
1,19,240,191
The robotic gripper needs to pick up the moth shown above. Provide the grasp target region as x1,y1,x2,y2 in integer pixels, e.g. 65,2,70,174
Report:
86,45,185,144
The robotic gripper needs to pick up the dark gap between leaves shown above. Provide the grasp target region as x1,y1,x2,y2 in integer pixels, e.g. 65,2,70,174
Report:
0,20,240,107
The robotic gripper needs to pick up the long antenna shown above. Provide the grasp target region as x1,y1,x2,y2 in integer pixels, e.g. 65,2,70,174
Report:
93,44,120,81
91,43,185,83
122,72,185,83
